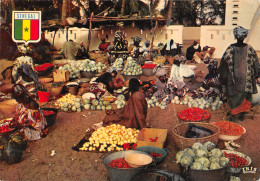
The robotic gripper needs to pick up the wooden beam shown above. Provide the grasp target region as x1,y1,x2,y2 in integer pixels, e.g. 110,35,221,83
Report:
150,18,158,55
86,13,94,53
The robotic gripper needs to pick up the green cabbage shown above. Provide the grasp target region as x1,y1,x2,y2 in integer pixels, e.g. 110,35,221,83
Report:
92,99,99,106
190,161,203,170
209,148,223,158
195,149,208,158
180,155,193,167
202,167,209,170
192,142,204,150
204,141,216,151
176,151,185,163
219,156,229,167
117,94,125,100
209,162,221,170
195,157,210,168
184,148,196,158
209,156,219,163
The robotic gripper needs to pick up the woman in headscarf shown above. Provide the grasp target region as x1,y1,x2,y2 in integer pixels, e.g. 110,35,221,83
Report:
193,46,215,64
14,63,39,99
191,59,226,101
161,39,180,57
9,84,47,141
153,66,189,103
0,66,14,101
218,26,259,122
102,78,148,129
169,55,195,83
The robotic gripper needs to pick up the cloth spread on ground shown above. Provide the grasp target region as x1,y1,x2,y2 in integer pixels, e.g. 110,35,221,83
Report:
102,90,147,129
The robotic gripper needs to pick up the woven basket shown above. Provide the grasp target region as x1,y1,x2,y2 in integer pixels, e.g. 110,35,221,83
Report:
0,99,18,114
50,86,63,97
122,75,141,81
39,77,53,83
172,122,219,150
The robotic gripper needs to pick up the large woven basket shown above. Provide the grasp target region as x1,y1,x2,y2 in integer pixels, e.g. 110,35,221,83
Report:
173,122,219,150
0,99,18,114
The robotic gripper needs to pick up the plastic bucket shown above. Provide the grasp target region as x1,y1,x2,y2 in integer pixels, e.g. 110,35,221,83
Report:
103,150,150,181
38,91,51,103
66,85,79,95
135,146,169,165
42,108,58,126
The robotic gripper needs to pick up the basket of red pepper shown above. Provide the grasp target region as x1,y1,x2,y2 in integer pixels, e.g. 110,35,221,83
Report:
177,107,211,123
41,108,58,126
35,63,54,76
141,64,156,76
222,150,251,174
212,121,246,141
0,118,14,134
135,146,169,165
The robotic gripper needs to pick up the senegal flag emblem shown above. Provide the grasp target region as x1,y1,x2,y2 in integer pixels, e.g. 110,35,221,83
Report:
12,11,41,44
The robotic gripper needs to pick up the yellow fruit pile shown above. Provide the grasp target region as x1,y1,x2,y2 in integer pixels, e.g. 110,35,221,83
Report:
79,124,139,152
55,93,76,108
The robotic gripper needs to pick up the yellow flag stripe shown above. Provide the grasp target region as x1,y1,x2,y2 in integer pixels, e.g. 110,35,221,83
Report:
22,20,31,41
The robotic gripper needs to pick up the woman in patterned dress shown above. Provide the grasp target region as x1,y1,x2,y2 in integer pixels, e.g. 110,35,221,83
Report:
9,84,47,141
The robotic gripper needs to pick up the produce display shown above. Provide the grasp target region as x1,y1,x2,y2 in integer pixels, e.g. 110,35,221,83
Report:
172,95,223,111
149,152,163,158
55,93,77,111
141,63,157,69
42,110,55,116
213,121,245,136
111,58,124,71
114,87,127,94
223,152,248,168
177,107,211,122
83,98,112,111
176,142,229,170
35,63,54,71
147,96,167,109
121,57,142,76
79,124,139,152
58,59,107,79
114,94,126,109
0,123,12,133
108,158,131,168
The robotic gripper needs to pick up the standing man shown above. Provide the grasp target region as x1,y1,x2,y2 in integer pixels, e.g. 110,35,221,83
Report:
218,26,259,122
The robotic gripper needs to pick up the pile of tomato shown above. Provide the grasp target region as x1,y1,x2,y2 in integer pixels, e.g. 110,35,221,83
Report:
42,110,55,116
141,64,157,69
108,158,131,168
0,125,12,133
35,63,54,71
224,152,248,168
177,107,211,122
149,152,163,158
213,121,244,136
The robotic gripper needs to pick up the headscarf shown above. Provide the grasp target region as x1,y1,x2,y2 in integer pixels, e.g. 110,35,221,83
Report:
129,78,141,93
174,55,187,64
166,39,177,50
14,63,39,84
131,36,142,44
153,66,167,77
233,26,248,40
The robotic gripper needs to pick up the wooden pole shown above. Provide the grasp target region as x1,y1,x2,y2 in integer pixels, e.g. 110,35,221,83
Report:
167,0,173,26
86,13,94,53
150,18,158,55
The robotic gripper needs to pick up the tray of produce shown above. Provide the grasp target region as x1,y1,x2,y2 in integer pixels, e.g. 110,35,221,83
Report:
177,107,211,122
72,124,139,152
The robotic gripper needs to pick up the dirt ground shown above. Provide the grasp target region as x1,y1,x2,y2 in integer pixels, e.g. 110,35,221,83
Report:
0,62,259,181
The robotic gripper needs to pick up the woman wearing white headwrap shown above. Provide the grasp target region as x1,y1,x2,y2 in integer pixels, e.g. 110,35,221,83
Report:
153,66,188,103
218,26,259,122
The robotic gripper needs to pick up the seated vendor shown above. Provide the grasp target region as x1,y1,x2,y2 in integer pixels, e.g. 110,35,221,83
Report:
9,84,47,141
107,67,124,90
186,41,201,61
59,40,82,60
193,46,215,64
153,66,189,103
13,63,39,99
102,78,148,129
98,38,110,53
